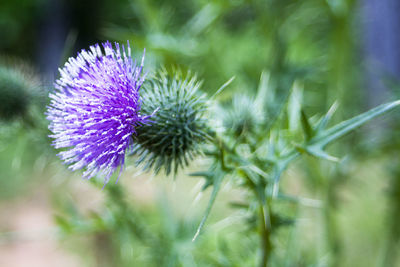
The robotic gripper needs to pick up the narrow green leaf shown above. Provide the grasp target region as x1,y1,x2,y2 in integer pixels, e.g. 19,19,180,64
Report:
316,101,339,132
192,172,224,241
311,100,400,147
300,110,314,141
211,76,235,99
288,82,303,131
189,171,213,177
254,71,270,110
238,164,269,181
306,145,339,162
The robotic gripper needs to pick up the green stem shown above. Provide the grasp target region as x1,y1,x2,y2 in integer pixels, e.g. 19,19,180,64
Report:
241,171,273,267
379,167,400,267
259,203,272,267
323,179,341,267
218,132,277,267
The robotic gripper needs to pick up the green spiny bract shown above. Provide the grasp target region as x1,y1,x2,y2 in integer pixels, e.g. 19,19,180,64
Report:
131,70,209,176
0,64,38,121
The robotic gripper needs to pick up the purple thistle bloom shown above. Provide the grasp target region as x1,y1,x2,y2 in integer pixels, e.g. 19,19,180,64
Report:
47,41,150,185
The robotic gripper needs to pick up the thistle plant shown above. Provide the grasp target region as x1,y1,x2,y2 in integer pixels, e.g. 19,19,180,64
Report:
47,42,400,267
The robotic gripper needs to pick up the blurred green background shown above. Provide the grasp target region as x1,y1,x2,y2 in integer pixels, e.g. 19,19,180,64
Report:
1,0,400,266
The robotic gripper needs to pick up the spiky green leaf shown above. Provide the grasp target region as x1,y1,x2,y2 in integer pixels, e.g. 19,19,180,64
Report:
310,100,400,148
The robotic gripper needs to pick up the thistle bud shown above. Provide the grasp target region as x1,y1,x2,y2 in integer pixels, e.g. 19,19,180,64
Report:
222,94,258,137
131,70,209,175
0,64,37,121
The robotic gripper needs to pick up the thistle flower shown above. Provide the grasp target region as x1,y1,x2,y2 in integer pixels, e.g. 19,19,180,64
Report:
131,70,209,175
47,42,150,185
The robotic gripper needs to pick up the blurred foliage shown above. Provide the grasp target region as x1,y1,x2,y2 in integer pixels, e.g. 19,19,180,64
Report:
53,180,260,267
0,0,44,58
103,0,361,114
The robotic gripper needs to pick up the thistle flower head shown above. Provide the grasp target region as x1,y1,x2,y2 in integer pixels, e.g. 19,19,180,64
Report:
131,69,209,175
47,41,150,185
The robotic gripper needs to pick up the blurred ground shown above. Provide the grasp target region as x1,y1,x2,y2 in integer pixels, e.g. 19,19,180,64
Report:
0,186,82,267
0,153,396,267
0,157,243,267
